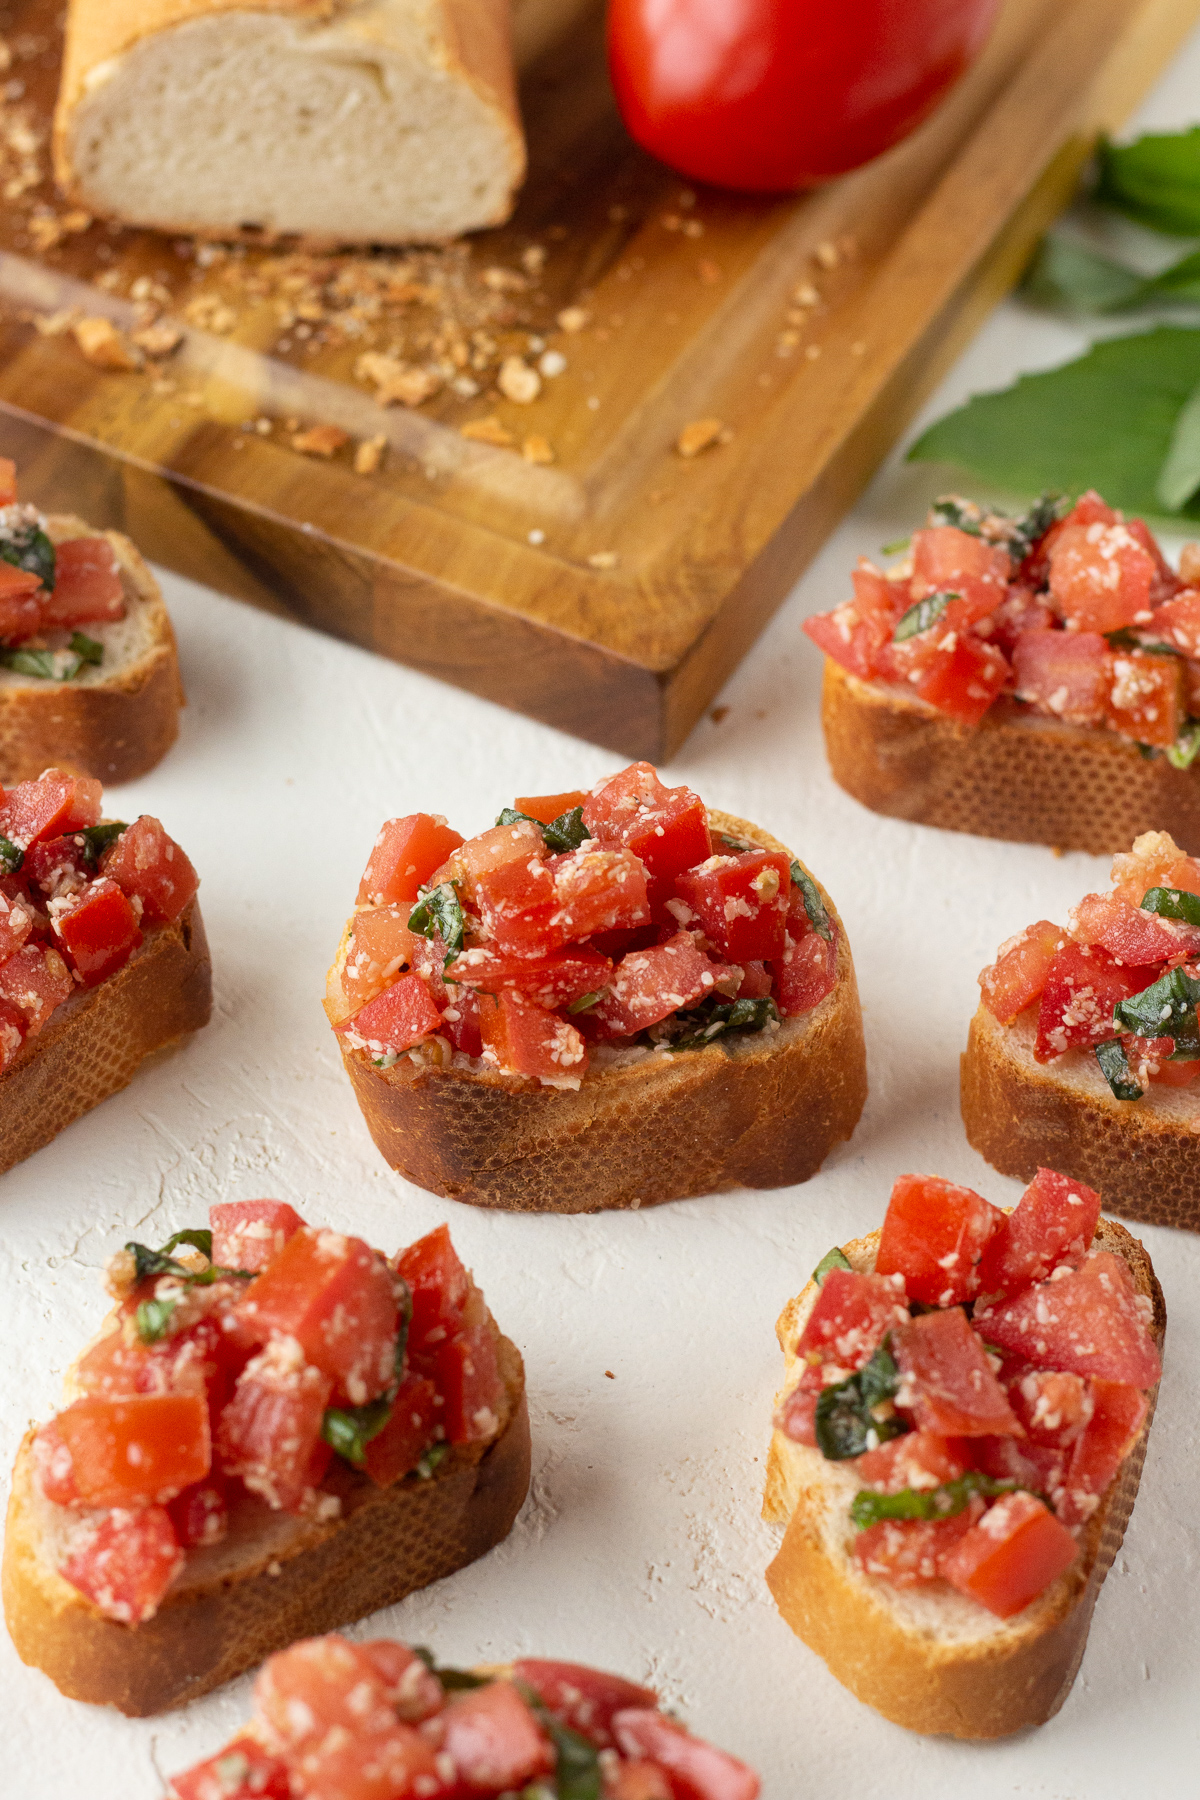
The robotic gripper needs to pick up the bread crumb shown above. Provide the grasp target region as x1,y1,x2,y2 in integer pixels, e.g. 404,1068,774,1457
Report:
676,417,724,458
355,434,387,475
462,415,514,448
30,307,79,336
711,706,730,724
522,244,547,275
292,424,349,458
557,306,590,334
184,294,237,334
538,349,567,379
522,435,554,465
588,551,619,570
605,1370,615,1379
497,356,541,403
481,265,527,293
130,321,183,358
356,352,441,408
814,240,839,270
73,316,140,371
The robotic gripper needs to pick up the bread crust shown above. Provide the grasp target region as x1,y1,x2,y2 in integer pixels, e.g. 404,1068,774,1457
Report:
332,810,868,1212
2,1336,530,1715
0,897,212,1175
962,1002,1200,1233
763,1219,1165,1738
0,514,184,787
822,660,1200,854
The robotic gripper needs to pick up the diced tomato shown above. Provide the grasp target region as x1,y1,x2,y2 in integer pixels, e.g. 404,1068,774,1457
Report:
1034,943,1144,1062
0,562,43,638
209,1200,305,1274
440,1680,553,1792
168,1474,229,1548
1002,1367,1090,1448
976,1253,1161,1387
24,832,92,898
1144,1042,1200,1086
357,813,465,906
1055,1379,1148,1526
73,1309,240,1415
1071,888,1200,964
583,763,712,888
1126,517,1180,606
441,981,483,1057
876,1174,1003,1307
854,1506,982,1588
257,1635,402,1749
771,925,838,1016
0,995,25,1071
0,886,34,960
240,1227,397,1406
612,1711,761,1800
0,457,16,504
292,1724,446,1800
884,628,1010,725
979,585,1055,656
435,1320,504,1443
511,1661,658,1750
910,525,1012,626
61,1504,183,1625
473,851,555,947
1048,520,1156,632
41,536,125,626
978,919,1063,1024
217,1339,333,1512
971,1432,1067,1498
852,1429,970,1493
337,971,443,1055
674,850,791,962
793,1267,909,1379
1012,627,1111,725
479,987,588,1082
977,1168,1101,1299
0,770,100,849
547,845,652,943
1151,589,1200,659
774,1384,818,1446
802,561,904,679
49,1392,211,1506
592,933,728,1036
52,876,141,985
891,1308,1021,1437
102,815,199,924
446,943,612,1010
432,818,544,902
736,959,773,1000
513,789,589,823
0,940,73,1033
1108,649,1185,748
396,1225,470,1355
341,905,418,1013
941,1491,1078,1617
168,1737,290,1800
357,1639,445,1721
608,1761,674,1800
1110,832,1200,906
362,1373,438,1486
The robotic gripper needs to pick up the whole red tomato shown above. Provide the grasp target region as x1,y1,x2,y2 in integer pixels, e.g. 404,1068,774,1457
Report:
607,0,1002,192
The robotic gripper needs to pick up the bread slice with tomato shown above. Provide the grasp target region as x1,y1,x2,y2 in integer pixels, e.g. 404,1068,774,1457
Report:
325,763,867,1213
3,1203,531,1716
0,768,211,1174
808,490,1200,853
165,1629,760,1799
962,829,1200,1231
763,1168,1164,1738
0,461,183,785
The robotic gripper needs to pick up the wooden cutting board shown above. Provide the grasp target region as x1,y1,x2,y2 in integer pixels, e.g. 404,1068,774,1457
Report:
0,0,1197,758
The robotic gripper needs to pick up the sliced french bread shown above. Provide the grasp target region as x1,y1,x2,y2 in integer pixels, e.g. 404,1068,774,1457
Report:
763,1217,1164,1739
54,0,527,245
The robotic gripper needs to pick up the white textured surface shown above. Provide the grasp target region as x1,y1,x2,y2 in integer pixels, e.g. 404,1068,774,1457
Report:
6,33,1200,1797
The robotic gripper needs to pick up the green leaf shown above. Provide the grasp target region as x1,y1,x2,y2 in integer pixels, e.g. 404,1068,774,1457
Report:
1095,127,1200,235
161,1227,213,1259
893,591,957,641
0,835,22,875
667,994,779,1052
1113,965,1200,1052
1095,1038,1143,1100
1021,236,1147,313
0,647,80,681
78,821,127,866
850,1471,1024,1531
815,1339,907,1461
566,988,607,1014
543,1718,601,1800
69,630,104,667
126,1230,250,1290
135,1297,177,1343
0,524,55,589
428,1661,488,1691
321,1398,392,1466
1140,885,1200,926
1167,722,1200,770
927,497,983,535
496,805,589,853
789,862,831,941
908,327,1200,521
812,1246,853,1287
408,881,465,965
416,1442,450,1480
880,535,911,554
1157,378,1200,511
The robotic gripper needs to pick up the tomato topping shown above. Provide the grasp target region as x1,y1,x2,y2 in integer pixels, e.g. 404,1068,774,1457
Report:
771,925,838,1017
941,1491,1078,1617
61,1505,183,1625
0,563,42,638
736,959,773,1000
356,1640,445,1722
1055,1379,1148,1526
1034,943,1144,1062
876,1174,1003,1306
794,1268,909,1379
887,628,1010,725
217,1339,333,1512
291,1723,444,1800
358,813,465,906
0,995,26,1071
240,1227,398,1405
340,904,418,1013
513,789,588,823
440,1680,553,1792
24,832,91,897
0,770,100,848
41,536,125,626
548,845,653,942
1152,589,1200,659
209,1199,306,1273
1048,520,1156,633
446,943,612,1009
1069,890,1200,964
168,1473,229,1549
47,1392,211,1507
802,561,904,678
910,525,1012,624
978,919,1063,1024
852,1428,970,1493
0,885,34,960
593,933,729,1035
583,764,711,887
102,815,199,924
52,876,141,985
362,1372,438,1486
612,1711,761,1800
0,940,73,1033
396,1225,470,1354
1110,832,1200,905
1012,627,1111,725
854,1506,983,1588
977,1168,1100,1298
434,1320,504,1443
479,987,588,1082
975,1253,1161,1387
168,1738,290,1800
1108,649,1185,749
256,1635,418,1751
674,850,791,962
982,584,1055,655
433,818,543,901
892,1308,1021,1437
338,970,443,1054
510,1661,658,1749
608,1762,674,1800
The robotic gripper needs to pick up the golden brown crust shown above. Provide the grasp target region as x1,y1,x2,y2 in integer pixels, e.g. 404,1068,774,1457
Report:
0,516,184,787
0,898,212,1176
822,660,1200,854
961,1002,1200,1233
764,1219,1165,1738
2,1337,530,1715
334,810,868,1212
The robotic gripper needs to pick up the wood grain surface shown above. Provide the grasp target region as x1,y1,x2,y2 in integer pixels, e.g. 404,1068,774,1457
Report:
0,0,1196,757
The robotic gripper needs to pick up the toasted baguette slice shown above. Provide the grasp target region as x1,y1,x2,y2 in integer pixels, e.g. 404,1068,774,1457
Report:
962,1002,1200,1233
821,660,1200,854
762,1218,1164,1739
0,515,183,787
54,0,526,246
0,897,211,1176
329,810,868,1213
3,1336,530,1716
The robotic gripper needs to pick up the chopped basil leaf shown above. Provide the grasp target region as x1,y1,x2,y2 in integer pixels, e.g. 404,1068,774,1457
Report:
790,861,831,941
928,498,982,536
812,1246,853,1287
880,535,911,555
850,1471,1025,1531
1113,965,1200,1053
893,591,957,642
162,1227,213,1259
567,988,607,1014
408,880,464,965
1140,885,1200,926
667,994,779,1052
496,805,589,853
321,1397,393,1465
1095,1038,1143,1100
719,832,754,852
0,835,22,875
394,1275,412,1376
0,647,74,681
430,1661,488,1691
70,630,104,666
815,1338,907,1461
135,1297,177,1343
1167,722,1200,770
126,1230,251,1289
497,806,538,830
416,1441,450,1480
0,524,55,589
1008,492,1065,559
373,1050,400,1070
78,820,127,865
543,1719,601,1800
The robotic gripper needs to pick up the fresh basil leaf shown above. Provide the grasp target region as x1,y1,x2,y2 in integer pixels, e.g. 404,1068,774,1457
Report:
567,988,607,1014
667,994,779,1052
0,524,55,588
394,1274,412,1376
127,1240,195,1284
815,1339,907,1461
432,1664,488,1691
0,835,22,875
69,630,104,667
321,1398,392,1466
1095,127,1200,235
1167,722,1200,770
1113,965,1200,1049
893,591,957,641
0,647,80,681
162,1228,213,1260
78,820,127,866
416,1442,450,1480
719,831,755,852
135,1297,177,1343
496,805,589,853
1095,1038,1143,1100
497,806,538,830
408,881,464,965
126,1234,251,1289
790,862,831,941
812,1246,853,1287
1157,377,1200,512
1140,885,1200,926
543,1718,601,1800
850,1471,1024,1531
880,535,911,555
928,497,982,535
1008,491,1065,559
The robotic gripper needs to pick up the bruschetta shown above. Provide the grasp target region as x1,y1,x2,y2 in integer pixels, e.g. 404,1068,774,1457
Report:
806,490,1200,852
325,762,867,1212
2,1203,530,1716
0,768,210,1173
763,1169,1164,1738
0,460,183,785
962,829,1200,1231
166,1630,760,1800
